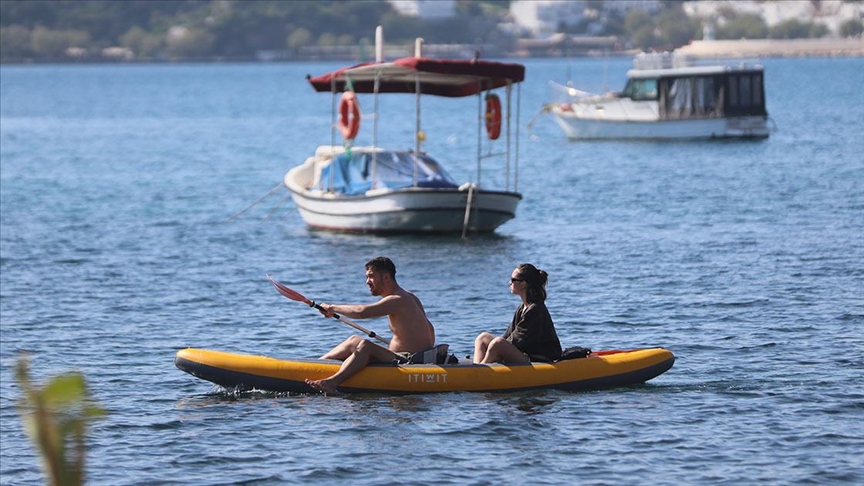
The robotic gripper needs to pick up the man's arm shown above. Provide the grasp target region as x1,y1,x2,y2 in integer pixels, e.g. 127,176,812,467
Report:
322,295,402,320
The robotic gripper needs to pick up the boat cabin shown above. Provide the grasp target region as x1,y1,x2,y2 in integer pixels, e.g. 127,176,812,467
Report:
621,65,767,120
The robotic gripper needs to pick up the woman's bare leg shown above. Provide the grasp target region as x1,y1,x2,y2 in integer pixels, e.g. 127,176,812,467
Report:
473,332,495,364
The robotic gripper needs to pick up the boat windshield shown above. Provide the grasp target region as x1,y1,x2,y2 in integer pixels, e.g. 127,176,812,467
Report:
622,78,658,100
316,151,459,195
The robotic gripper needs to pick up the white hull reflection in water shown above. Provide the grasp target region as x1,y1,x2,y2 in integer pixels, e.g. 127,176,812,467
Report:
545,52,772,140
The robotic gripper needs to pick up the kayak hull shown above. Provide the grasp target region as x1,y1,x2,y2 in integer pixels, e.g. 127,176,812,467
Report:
175,347,675,394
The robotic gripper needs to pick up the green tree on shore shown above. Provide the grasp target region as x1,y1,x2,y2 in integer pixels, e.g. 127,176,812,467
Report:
0,0,854,63
716,13,770,40
840,18,864,37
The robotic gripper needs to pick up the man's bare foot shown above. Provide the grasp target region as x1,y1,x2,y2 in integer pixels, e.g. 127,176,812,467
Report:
305,378,338,394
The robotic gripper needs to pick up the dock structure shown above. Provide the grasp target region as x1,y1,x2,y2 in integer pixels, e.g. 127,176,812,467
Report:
674,38,864,58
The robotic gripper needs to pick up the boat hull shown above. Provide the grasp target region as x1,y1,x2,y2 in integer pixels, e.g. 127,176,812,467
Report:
550,110,770,140
286,181,521,233
175,347,675,394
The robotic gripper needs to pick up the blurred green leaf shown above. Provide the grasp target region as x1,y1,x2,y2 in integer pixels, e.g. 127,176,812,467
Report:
42,374,87,407
16,356,105,486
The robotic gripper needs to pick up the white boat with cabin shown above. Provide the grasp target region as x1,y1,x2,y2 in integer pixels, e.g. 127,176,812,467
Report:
284,27,525,234
544,53,771,140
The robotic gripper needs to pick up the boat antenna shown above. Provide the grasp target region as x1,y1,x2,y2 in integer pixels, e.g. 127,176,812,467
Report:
371,25,383,185
415,37,423,58
375,25,383,63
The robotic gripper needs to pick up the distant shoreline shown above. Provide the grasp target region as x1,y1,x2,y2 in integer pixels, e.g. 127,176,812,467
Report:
2,38,862,65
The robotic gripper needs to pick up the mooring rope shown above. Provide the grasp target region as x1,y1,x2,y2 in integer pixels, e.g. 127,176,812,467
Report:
461,183,475,240
263,190,292,222
225,182,285,222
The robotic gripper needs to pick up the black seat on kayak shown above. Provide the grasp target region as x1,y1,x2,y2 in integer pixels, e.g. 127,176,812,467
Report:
408,344,450,364
557,346,592,361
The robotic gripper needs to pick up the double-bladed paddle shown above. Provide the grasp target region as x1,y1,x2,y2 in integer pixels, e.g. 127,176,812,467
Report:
266,275,390,345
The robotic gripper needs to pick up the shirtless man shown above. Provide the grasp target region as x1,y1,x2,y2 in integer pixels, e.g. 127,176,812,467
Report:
305,257,435,394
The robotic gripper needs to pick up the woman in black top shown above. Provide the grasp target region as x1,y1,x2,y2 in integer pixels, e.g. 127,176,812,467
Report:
472,263,562,364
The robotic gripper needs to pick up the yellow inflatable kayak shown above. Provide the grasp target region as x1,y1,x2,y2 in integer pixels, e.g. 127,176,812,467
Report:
175,347,674,394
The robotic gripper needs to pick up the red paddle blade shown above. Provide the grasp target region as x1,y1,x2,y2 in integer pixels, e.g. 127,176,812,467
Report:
266,275,311,304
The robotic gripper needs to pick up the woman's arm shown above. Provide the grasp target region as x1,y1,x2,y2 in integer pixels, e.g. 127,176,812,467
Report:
507,304,554,350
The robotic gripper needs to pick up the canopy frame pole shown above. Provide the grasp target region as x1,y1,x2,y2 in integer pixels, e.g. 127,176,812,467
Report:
476,84,482,188
414,73,421,187
372,69,380,186
505,82,512,192
330,76,336,149
371,26,384,187
515,82,521,192
413,37,423,188
329,76,336,193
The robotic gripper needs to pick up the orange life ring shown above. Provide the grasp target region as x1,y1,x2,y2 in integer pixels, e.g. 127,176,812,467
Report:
338,91,361,140
485,93,502,141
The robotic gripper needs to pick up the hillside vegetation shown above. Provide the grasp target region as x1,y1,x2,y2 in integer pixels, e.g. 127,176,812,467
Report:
1,0,860,62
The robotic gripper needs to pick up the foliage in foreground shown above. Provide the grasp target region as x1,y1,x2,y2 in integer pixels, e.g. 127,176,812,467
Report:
16,357,106,486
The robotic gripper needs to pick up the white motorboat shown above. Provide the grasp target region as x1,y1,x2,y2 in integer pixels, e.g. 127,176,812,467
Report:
544,53,771,140
284,27,525,234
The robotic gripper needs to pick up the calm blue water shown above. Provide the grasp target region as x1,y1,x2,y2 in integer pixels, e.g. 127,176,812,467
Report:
1,56,862,485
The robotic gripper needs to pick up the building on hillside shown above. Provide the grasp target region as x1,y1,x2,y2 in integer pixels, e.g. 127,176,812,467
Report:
599,0,662,16
388,0,456,20
510,0,588,36
682,0,864,36
509,0,661,37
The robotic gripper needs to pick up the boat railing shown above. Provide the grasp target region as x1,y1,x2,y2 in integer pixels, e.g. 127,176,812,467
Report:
635,51,763,71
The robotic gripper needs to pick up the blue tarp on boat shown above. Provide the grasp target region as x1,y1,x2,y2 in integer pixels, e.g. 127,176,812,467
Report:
316,151,459,195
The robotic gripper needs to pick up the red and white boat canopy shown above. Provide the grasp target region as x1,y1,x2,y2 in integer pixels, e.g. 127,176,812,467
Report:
307,57,525,98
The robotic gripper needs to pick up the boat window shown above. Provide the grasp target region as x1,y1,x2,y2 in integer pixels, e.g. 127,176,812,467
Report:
752,76,763,105
700,77,717,113
623,78,658,101
725,73,766,116
660,76,721,119
729,77,738,107
739,76,752,106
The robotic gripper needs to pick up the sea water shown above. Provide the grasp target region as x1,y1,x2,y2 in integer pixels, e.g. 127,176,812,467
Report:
1,57,862,484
